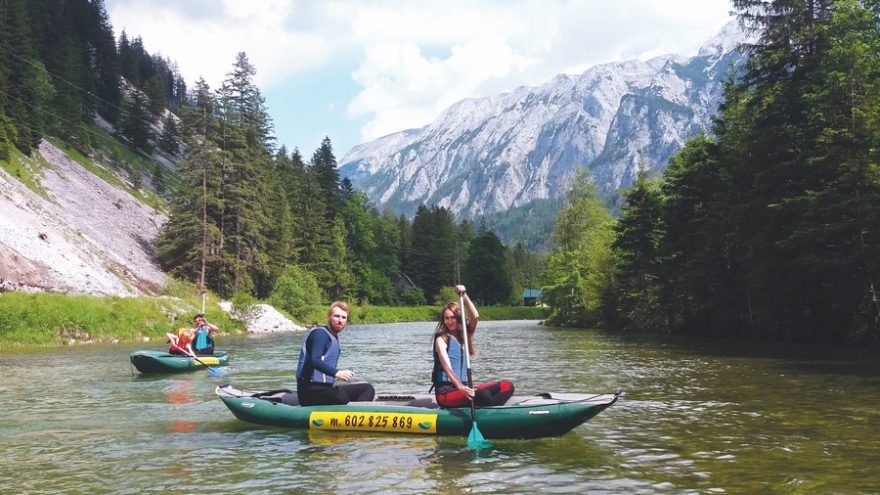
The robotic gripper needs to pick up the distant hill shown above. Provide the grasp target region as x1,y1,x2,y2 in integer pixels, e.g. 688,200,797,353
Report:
339,22,747,245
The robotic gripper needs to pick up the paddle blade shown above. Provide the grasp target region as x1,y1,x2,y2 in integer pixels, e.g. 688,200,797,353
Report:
466,422,494,450
207,366,228,377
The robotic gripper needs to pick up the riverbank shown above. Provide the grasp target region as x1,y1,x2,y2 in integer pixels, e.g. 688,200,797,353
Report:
0,291,550,348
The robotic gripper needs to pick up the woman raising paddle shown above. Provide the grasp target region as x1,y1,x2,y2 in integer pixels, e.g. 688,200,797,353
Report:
431,285,514,408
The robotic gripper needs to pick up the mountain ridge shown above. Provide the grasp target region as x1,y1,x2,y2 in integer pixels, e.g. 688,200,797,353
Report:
339,21,747,221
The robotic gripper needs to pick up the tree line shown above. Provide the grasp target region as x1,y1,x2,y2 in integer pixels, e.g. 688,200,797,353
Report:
0,0,185,160
0,1,540,314
9,0,875,347
545,0,880,346
154,50,540,313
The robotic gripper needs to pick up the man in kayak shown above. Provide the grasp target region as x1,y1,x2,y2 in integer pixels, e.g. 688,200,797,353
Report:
295,301,375,405
191,313,218,355
432,284,514,408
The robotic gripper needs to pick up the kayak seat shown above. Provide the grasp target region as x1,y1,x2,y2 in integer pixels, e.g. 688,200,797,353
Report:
406,397,439,408
253,389,300,406
374,395,439,409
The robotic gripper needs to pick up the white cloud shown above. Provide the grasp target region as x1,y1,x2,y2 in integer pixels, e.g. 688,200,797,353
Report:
107,0,331,88
342,0,733,142
105,0,734,148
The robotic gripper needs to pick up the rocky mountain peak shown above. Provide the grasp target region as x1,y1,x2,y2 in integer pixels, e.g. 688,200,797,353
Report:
339,21,747,221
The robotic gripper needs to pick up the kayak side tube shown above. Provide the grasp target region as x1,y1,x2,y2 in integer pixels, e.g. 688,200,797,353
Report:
215,385,620,439
130,350,230,373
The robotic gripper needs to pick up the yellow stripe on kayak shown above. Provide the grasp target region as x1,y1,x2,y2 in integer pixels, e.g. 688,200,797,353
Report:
193,357,221,365
309,411,437,434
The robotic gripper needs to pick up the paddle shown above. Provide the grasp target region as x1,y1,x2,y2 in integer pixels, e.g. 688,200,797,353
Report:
459,291,493,449
171,342,224,377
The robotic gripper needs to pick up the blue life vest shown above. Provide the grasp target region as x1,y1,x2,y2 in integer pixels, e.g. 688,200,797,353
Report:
296,326,340,384
193,325,213,351
433,335,467,385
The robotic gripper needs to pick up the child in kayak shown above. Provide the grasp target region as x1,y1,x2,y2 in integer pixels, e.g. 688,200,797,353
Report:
166,326,195,356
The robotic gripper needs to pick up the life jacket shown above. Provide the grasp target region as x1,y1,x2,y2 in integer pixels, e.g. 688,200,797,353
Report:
193,325,213,351
432,334,467,388
295,326,340,384
170,327,193,352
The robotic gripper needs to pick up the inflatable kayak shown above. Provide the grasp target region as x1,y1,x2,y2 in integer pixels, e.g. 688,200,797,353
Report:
130,350,229,373
216,384,620,439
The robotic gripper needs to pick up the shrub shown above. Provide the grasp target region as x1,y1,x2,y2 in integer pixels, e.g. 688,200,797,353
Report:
398,287,426,306
269,266,324,320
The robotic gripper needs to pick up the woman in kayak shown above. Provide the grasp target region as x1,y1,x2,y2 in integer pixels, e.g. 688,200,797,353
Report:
295,301,375,406
432,285,514,408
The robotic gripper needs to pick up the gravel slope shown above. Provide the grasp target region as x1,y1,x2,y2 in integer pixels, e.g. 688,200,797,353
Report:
0,141,166,295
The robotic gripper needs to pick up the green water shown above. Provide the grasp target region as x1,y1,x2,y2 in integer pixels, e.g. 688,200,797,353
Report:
1,321,878,494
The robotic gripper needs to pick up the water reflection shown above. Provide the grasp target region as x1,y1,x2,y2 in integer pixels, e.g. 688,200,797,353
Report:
1,321,879,494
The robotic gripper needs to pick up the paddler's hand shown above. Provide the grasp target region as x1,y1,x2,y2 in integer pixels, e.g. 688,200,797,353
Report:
459,384,475,398
335,369,354,381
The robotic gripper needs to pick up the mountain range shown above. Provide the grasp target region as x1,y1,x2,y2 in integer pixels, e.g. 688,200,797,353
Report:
338,21,747,223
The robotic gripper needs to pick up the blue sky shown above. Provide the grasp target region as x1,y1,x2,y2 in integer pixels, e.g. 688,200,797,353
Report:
105,0,735,159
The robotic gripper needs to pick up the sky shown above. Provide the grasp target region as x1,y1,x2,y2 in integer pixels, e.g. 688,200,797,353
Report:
104,0,736,159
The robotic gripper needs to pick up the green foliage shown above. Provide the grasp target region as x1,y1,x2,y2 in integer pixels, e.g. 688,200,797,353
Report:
602,170,668,332
543,169,615,326
0,144,48,198
268,265,324,321
161,277,199,299
0,116,13,161
159,115,181,157
486,196,565,252
399,287,427,306
408,204,457,302
599,0,880,345
0,292,244,348
463,231,512,305
0,2,550,335
435,286,459,306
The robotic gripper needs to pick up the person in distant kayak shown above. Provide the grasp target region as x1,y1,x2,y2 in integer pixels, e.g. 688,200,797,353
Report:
432,285,514,408
191,313,218,355
295,301,375,406
166,326,195,356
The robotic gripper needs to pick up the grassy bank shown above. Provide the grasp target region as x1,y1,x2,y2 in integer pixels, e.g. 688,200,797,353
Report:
0,292,550,349
0,291,244,348
344,304,549,326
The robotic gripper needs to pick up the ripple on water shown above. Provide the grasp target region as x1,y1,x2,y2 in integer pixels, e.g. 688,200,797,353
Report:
2,322,880,494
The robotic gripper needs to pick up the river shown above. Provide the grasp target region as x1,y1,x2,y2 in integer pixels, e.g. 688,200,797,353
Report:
1,320,878,494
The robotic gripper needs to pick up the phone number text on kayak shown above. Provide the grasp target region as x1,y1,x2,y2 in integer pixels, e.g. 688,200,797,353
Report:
309,411,437,434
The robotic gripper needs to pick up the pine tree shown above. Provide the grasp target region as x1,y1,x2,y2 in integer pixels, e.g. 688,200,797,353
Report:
605,170,668,331
463,230,512,305
155,137,224,287
85,0,121,125
543,169,615,326
213,52,274,296
311,136,341,219
0,0,47,154
121,90,153,152
409,204,457,302
159,114,181,156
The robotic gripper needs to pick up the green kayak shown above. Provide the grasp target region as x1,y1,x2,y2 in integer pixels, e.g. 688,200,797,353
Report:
216,384,620,439
130,350,229,374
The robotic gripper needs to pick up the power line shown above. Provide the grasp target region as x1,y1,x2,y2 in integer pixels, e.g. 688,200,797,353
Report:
0,87,184,190
0,43,181,135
